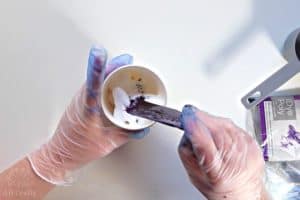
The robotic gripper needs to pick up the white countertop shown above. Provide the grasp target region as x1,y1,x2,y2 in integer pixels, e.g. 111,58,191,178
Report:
1,0,300,199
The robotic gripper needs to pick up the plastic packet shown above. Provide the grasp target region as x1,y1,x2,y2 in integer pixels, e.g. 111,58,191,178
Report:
247,95,300,199
252,95,300,162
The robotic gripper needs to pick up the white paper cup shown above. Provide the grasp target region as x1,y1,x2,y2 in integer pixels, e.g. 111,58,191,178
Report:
101,65,167,131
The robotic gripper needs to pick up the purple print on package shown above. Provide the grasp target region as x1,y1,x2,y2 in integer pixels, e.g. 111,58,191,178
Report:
281,125,300,149
259,100,269,161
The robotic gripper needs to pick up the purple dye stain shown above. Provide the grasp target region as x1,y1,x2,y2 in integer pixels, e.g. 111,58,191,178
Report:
126,96,146,113
281,125,300,149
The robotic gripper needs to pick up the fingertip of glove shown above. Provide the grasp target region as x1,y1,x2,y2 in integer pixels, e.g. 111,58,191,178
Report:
109,54,133,67
129,128,150,139
89,46,107,67
87,46,107,88
90,47,106,61
90,45,107,56
105,54,133,76
180,105,199,134
182,104,198,116
113,54,133,64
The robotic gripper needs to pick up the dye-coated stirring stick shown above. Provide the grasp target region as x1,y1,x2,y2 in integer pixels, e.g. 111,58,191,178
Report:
126,97,183,130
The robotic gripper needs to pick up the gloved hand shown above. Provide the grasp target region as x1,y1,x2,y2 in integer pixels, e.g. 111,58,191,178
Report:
178,105,268,200
28,46,149,185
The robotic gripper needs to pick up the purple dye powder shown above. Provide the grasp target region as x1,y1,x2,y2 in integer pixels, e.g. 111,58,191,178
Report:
281,125,300,148
126,96,146,113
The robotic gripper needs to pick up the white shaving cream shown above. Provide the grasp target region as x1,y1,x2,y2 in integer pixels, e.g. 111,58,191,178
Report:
112,87,164,127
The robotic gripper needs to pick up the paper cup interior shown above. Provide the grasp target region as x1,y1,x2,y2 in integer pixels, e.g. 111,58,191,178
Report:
101,65,167,131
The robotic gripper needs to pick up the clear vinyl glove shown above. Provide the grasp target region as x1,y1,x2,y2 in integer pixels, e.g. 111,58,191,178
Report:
27,46,149,186
178,105,269,200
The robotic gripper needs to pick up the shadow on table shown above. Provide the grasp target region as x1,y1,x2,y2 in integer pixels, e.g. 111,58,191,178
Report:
203,0,300,75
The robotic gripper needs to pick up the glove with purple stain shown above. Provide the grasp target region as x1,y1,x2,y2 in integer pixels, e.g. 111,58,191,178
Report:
27,46,149,185
178,105,269,200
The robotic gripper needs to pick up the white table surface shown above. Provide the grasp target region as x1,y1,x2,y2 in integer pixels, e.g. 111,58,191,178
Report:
1,0,300,199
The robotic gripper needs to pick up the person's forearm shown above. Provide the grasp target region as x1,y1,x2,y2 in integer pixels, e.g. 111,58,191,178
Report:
0,158,54,200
